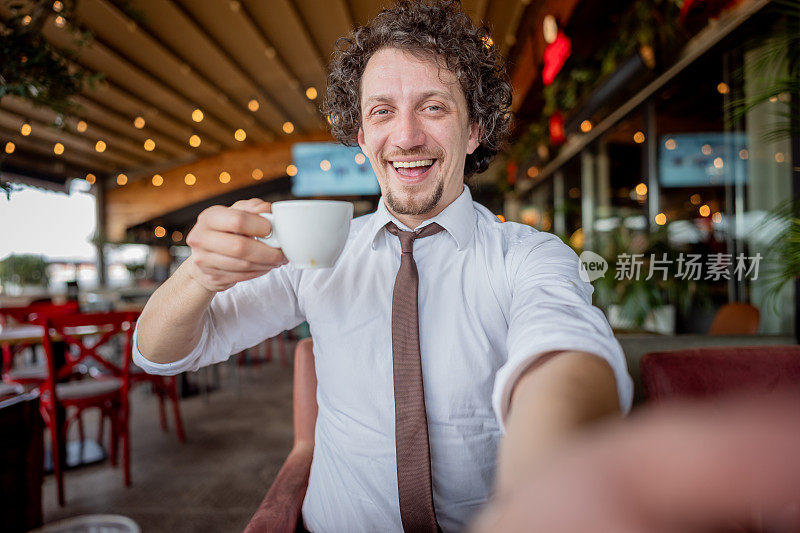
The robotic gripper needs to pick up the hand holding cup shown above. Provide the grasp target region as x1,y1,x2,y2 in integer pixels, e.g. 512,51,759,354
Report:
185,198,287,292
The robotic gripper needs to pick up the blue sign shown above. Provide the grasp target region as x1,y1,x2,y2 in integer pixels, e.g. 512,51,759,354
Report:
291,142,380,197
659,133,748,188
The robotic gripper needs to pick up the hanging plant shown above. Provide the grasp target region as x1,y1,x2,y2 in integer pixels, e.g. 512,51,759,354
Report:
0,0,102,116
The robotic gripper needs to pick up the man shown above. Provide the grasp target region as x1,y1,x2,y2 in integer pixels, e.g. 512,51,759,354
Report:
134,1,633,531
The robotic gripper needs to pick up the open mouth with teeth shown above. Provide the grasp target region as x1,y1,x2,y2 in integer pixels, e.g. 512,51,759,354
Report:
390,159,436,182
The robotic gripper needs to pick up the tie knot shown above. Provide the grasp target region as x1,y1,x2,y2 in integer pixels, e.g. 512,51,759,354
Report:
386,222,444,254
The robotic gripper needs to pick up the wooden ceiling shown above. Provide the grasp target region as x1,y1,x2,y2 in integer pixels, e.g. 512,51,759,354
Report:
0,0,530,193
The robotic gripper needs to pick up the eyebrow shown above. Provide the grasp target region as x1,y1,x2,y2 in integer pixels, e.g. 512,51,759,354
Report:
362,90,455,109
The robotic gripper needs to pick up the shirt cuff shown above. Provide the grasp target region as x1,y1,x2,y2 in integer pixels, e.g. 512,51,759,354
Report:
131,326,206,376
492,339,634,434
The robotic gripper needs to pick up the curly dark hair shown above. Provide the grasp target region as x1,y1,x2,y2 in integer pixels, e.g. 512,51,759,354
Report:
323,0,512,177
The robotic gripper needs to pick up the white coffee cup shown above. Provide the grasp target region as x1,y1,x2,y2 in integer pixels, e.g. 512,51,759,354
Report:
257,200,353,269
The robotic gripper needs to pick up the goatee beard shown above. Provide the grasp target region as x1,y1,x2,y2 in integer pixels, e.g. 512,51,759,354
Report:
386,179,444,217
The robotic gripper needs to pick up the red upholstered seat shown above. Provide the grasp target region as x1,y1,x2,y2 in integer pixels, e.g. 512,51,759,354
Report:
641,345,800,402
245,338,316,533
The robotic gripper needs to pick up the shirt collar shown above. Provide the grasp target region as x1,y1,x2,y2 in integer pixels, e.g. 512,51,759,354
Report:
369,185,477,251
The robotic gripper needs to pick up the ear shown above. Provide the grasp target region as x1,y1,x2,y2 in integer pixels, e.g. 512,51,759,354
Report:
466,122,481,155
357,127,367,153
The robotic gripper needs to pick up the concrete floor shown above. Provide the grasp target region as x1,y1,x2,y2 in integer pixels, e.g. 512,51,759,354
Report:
41,358,296,533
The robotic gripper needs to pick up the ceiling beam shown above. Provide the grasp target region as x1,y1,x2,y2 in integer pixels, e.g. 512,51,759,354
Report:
337,0,356,29
168,0,306,133
0,109,140,168
476,0,489,24
78,83,222,156
0,126,116,174
0,95,166,164
86,0,277,140
278,0,328,73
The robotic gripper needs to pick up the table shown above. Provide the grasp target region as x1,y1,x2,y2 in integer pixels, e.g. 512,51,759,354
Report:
0,324,108,345
1,323,112,472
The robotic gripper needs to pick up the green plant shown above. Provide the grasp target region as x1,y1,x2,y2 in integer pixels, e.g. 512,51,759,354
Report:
0,254,49,287
757,199,800,310
728,0,800,143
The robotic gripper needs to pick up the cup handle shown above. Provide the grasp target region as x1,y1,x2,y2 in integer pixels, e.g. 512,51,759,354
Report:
258,212,280,248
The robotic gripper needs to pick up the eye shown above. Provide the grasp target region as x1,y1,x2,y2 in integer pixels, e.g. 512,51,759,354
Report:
375,109,389,115
425,105,442,112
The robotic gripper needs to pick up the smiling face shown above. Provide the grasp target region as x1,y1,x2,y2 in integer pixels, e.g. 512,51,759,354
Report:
357,48,480,228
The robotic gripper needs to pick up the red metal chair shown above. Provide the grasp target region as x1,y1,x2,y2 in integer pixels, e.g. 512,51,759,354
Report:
245,338,317,533
708,303,760,335
1,301,79,386
37,311,138,506
641,345,800,403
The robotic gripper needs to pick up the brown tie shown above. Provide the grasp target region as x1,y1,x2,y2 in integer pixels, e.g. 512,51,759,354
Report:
386,221,444,533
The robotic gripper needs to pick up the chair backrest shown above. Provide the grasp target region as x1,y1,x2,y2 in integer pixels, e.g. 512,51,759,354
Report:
0,301,79,325
37,311,139,396
708,303,760,335
1,301,80,373
293,338,318,446
641,345,800,402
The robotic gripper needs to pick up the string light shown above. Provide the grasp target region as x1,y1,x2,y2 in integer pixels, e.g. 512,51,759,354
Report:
5,142,15,154
171,231,183,242
690,194,701,205
633,131,645,144
712,212,723,223
248,99,259,112
739,149,749,160
189,135,201,147
655,213,667,225
54,16,65,27
117,173,128,185
184,173,196,185
95,140,106,152
286,164,297,176
251,168,263,180
775,152,785,163
154,226,166,238
85,173,96,184
234,129,246,141
579,120,592,133
355,153,366,165
635,183,648,196
76,120,87,132
665,138,676,150
306,87,318,100
53,142,64,155
133,116,145,129
219,171,231,183
713,157,723,169
144,138,155,151
192,109,204,122
320,159,331,171
282,121,294,134
699,204,711,217
152,174,163,186
483,36,494,48
53,1,64,12
717,82,730,94
701,144,712,155
527,166,539,178
20,123,31,136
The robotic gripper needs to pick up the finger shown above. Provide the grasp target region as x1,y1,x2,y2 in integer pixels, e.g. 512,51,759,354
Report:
191,230,286,265
231,198,272,214
195,207,272,238
192,250,275,273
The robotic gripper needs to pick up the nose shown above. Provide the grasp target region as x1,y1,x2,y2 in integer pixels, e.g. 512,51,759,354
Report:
389,109,426,151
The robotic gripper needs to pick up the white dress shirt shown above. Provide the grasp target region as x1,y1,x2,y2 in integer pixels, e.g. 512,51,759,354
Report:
133,186,633,532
